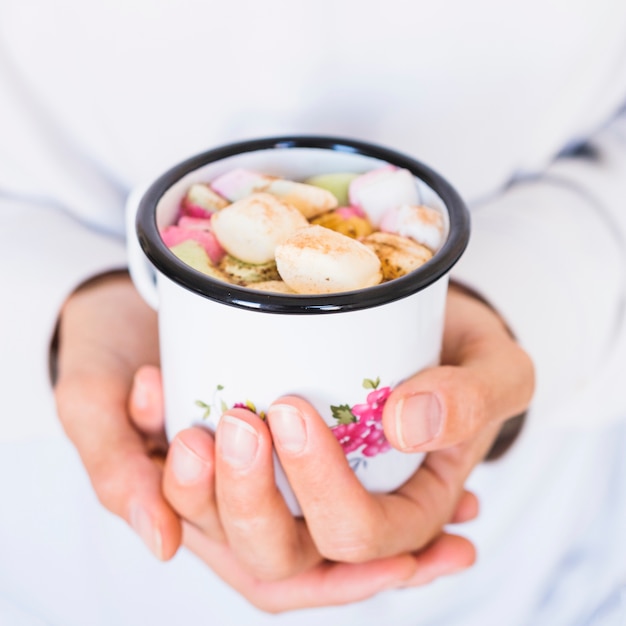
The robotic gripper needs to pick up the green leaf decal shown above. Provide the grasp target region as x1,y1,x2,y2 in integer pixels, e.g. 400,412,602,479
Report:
331,404,357,424
195,399,211,420
363,377,380,390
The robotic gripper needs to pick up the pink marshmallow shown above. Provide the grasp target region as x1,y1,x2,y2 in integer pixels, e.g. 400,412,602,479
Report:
177,216,214,231
180,203,212,219
210,168,269,202
160,225,225,264
180,183,229,218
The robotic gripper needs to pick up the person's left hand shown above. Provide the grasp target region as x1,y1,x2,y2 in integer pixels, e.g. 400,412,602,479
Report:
131,376,479,611
128,285,533,612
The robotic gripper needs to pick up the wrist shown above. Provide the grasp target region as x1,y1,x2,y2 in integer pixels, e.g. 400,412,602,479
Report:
52,270,158,385
448,281,530,460
50,270,132,384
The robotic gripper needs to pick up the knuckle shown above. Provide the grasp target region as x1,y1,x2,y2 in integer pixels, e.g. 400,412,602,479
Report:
316,518,379,563
222,490,261,520
164,478,212,521
226,531,302,583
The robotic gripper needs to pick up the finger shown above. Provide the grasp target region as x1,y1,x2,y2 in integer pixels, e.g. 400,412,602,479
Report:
183,522,474,613
162,426,225,543
55,374,181,560
449,490,480,524
128,365,166,439
267,396,391,562
267,396,473,562
398,533,476,588
383,288,534,452
215,408,320,581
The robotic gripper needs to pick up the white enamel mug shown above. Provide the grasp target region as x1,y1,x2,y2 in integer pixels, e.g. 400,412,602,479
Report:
126,136,470,514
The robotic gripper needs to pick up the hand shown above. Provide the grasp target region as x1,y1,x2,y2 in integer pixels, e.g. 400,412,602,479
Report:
153,404,478,613
53,272,182,560
383,283,534,454
129,284,533,612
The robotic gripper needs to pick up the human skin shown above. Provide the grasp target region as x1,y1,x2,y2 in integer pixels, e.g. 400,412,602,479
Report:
54,274,534,612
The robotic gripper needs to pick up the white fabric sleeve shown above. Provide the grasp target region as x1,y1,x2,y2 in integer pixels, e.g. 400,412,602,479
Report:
0,198,127,442
452,110,626,431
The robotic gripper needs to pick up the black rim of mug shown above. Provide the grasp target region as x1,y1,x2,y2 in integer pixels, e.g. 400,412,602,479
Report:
136,135,471,314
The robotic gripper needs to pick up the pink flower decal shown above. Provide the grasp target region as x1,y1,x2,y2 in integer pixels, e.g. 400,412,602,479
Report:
330,378,392,458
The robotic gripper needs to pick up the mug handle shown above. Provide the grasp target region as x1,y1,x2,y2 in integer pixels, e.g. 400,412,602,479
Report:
126,184,159,310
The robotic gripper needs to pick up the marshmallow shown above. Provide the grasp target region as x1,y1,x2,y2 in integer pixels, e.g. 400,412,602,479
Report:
211,168,338,219
211,192,309,264
160,224,225,264
349,166,419,224
311,209,374,239
362,231,433,281
304,172,359,207
169,240,232,283
275,225,382,294
379,204,445,252
264,178,338,219
210,169,267,202
177,216,213,231
181,183,229,218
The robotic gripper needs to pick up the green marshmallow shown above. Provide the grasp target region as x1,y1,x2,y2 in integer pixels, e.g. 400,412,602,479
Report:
304,172,358,207
170,240,230,283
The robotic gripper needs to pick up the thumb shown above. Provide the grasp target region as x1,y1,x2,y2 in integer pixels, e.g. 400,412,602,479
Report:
383,288,535,452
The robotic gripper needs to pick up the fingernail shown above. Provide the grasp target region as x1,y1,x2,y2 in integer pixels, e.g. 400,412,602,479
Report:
218,415,259,469
171,438,209,484
129,501,163,560
395,393,442,449
267,404,307,453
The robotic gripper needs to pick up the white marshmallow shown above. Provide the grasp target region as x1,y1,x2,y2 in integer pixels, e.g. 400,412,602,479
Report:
263,178,338,219
211,192,309,264
348,166,419,224
275,225,382,294
211,168,338,219
379,204,445,252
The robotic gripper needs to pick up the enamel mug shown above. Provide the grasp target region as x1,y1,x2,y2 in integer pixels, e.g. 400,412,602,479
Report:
126,136,470,513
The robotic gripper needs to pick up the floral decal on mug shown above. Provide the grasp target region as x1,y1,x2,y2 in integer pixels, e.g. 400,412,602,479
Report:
195,376,392,461
330,378,392,458
195,386,266,421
